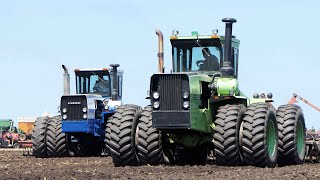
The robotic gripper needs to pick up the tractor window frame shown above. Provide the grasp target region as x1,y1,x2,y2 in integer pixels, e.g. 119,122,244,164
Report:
75,71,112,97
171,39,223,73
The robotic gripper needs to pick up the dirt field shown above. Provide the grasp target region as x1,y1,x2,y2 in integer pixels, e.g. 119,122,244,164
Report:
1,150,320,180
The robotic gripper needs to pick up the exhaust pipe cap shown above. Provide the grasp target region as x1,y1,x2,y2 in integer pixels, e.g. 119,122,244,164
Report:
222,18,237,23
110,64,120,68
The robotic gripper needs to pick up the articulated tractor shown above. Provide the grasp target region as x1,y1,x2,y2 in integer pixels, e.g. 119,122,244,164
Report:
32,64,124,157
107,18,306,167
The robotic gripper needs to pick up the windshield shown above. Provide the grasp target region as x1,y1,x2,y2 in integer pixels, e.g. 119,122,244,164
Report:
76,71,111,97
171,39,222,72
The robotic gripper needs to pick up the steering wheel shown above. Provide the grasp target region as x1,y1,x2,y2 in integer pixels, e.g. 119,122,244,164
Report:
196,60,204,68
197,60,207,71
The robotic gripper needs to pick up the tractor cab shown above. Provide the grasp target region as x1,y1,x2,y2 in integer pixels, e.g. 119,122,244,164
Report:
74,68,123,99
170,31,240,77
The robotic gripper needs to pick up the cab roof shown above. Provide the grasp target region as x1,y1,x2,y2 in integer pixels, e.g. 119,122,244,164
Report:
170,34,240,48
74,68,124,75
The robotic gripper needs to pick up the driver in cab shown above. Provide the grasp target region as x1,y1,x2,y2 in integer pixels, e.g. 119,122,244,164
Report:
196,47,219,71
93,76,110,94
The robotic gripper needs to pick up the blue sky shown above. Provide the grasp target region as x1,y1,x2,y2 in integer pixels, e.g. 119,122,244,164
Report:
0,0,319,129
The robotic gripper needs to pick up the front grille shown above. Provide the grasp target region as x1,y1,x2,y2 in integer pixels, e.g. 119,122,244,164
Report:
152,74,189,111
61,95,87,120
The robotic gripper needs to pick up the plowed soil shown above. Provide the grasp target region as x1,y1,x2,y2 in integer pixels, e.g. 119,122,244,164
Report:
1,150,320,180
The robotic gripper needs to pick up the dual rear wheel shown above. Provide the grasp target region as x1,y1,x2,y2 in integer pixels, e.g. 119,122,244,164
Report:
213,103,306,167
277,104,305,166
241,103,278,167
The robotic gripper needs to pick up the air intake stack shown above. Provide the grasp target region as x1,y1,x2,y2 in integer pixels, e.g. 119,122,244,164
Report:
221,18,237,77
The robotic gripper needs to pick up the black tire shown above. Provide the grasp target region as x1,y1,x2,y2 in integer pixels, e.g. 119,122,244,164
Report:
109,104,142,166
136,106,163,165
46,115,69,158
46,117,57,157
213,104,245,166
32,116,49,158
242,103,278,167
54,116,69,157
277,104,306,166
104,119,112,156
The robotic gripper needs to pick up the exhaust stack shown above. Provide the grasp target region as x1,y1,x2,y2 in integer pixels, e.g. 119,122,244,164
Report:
155,29,164,73
62,65,70,95
110,64,120,100
221,18,237,77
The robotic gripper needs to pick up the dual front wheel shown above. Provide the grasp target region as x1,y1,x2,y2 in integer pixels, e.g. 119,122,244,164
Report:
214,103,306,167
33,115,105,158
106,105,163,166
32,115,68,158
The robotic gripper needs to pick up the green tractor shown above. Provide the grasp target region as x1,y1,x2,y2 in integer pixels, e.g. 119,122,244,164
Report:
107,18,306,167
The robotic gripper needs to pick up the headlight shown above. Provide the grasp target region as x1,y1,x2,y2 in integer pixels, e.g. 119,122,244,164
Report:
183,101,190,109
183,91,189,99
62,108,67,113
83,114,87,119
153,92,160,100
82,107,87,113
153,101,160,109
62,114,67,120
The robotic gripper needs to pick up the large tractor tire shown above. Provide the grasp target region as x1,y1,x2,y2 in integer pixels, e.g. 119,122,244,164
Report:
104,119,112,156
213,104,245,166
54,116,69,157
46,115,69,158
108,104,142,166
136,106,163,165
32,116,49,158
46,117,57,157
242,103,278,167
276,104,306,166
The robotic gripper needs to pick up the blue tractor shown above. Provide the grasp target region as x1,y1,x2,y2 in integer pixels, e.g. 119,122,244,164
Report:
32,64,125,157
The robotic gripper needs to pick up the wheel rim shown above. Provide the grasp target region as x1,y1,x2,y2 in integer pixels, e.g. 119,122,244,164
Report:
267,120,276,157
296,120,305,156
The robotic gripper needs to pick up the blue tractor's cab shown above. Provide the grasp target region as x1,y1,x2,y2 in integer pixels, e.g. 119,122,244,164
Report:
60,64,123,156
